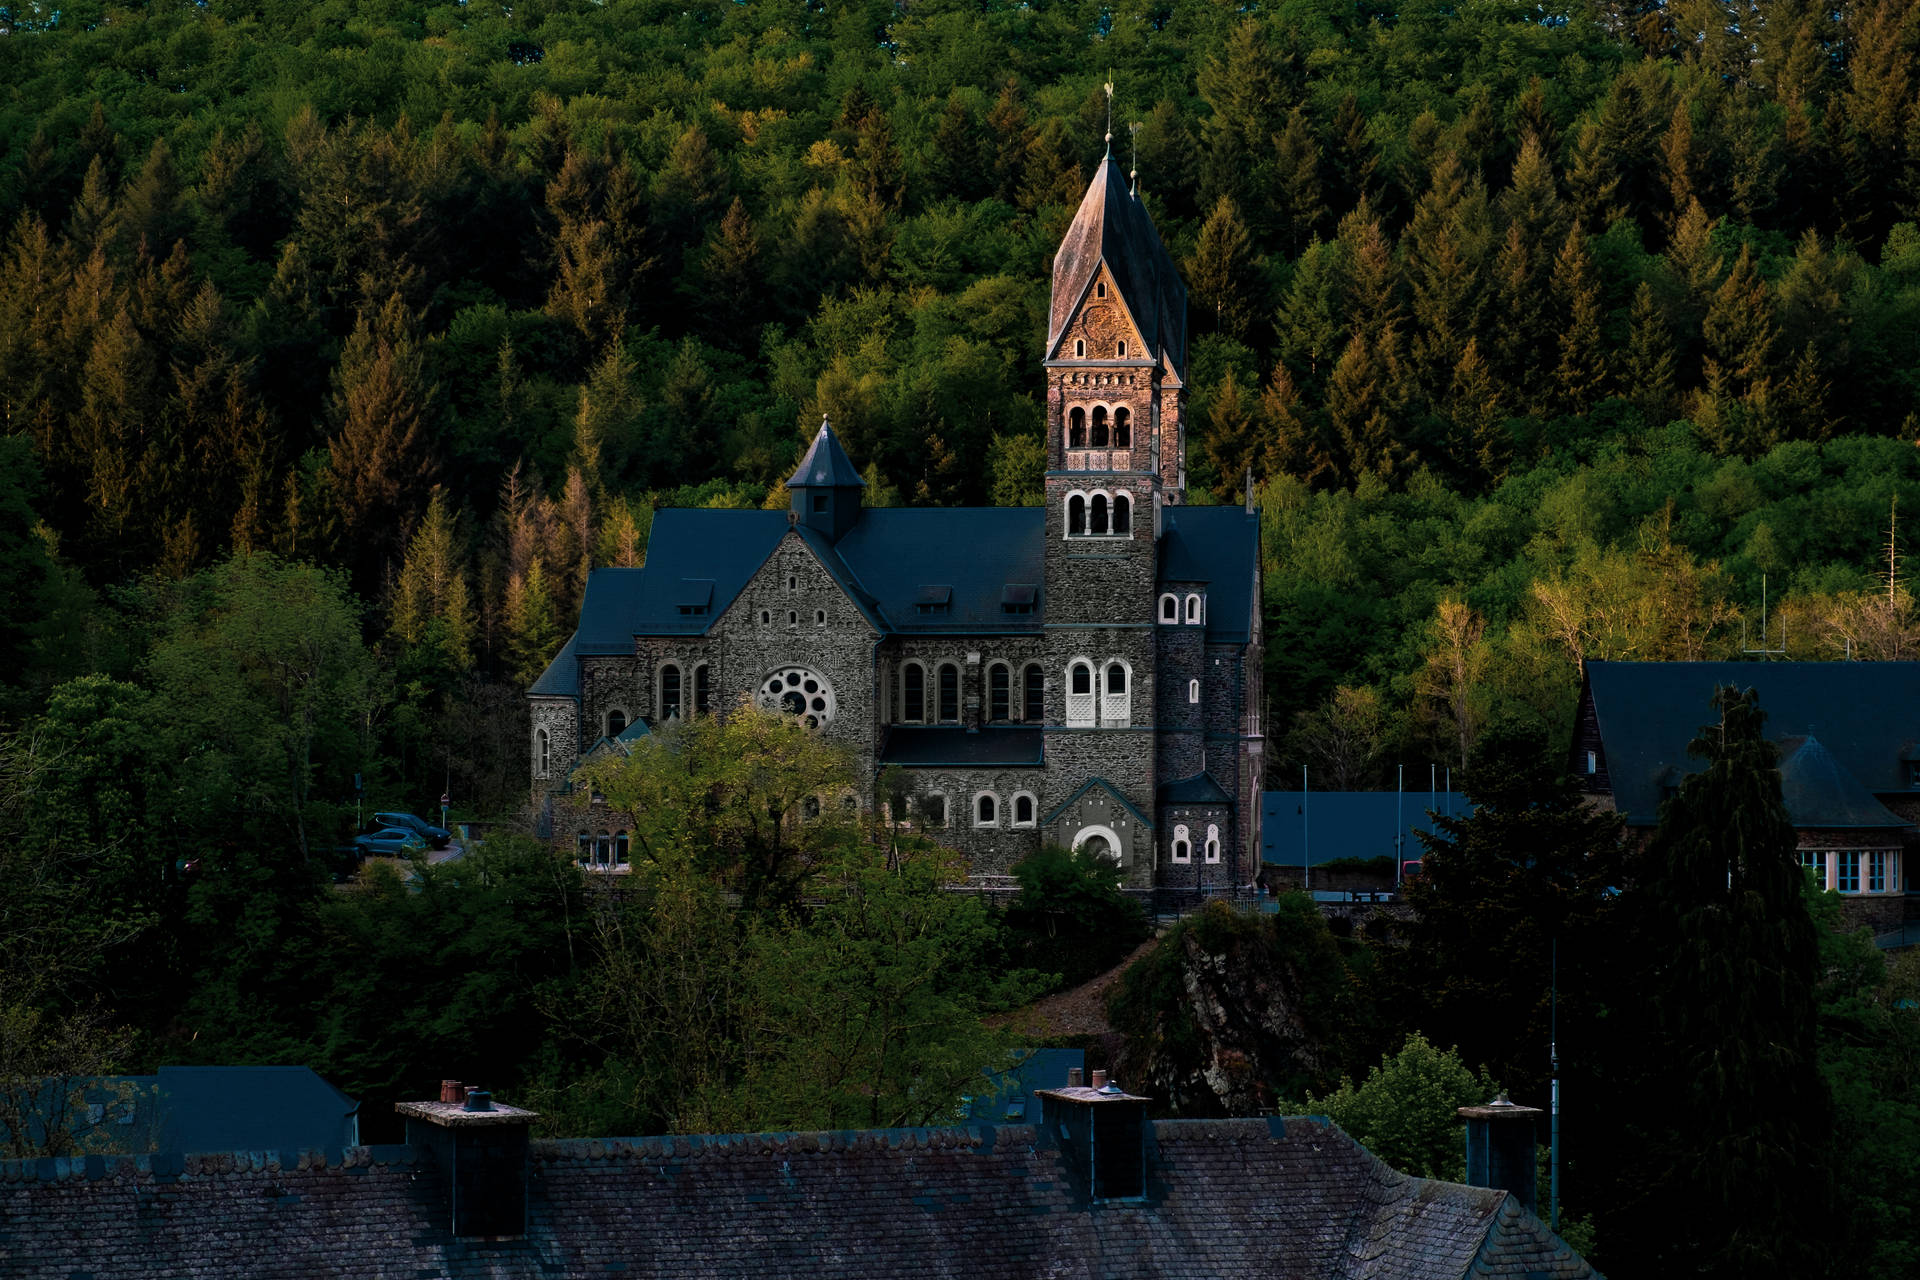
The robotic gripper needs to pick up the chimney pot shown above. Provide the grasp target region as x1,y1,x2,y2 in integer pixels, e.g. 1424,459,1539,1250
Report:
440,1080,463,1104
1067,1068,1083,1088
463,1088,494,1112
1090,1070,1108,1089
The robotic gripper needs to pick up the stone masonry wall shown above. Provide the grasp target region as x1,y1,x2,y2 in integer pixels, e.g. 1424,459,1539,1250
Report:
896,765,1049,876
530,696,578,794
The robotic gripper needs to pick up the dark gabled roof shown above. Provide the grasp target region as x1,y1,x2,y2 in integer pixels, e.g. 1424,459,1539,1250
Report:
1260,791,1475,868
1043,775,1154,831
1777,736,1913,829
580,511,790,646
832,508,1047,633
879,726,1043,767
791,524,887,632
1158,771,1233,805
1049,154,1188,377
528,631,580,697
963,1048,1085,1123
1161,504,1260,643
1583,661,1920,825
0,1067,360,1158
0,1116,1599,1279
786,418,865,489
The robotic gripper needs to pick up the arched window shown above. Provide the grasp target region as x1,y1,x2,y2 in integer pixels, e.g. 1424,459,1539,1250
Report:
975,793,998,826
1205,824,1222,863
1091,493,1109,535
1114,406,1131,446
1113,493,1131,535
803,795,821,820
576,829,592,864
1068,494,1086,536
938,663,960,722
1074,338,1086,358
787,609,798,626
989,664,1011,722
1189,678,1200,704
815,608,827,626
1172,824,1191,863
1091,406,1109,447
787,574,797,592
660,665,682,720
1069,406,1086,447
1067,661,1096,727
1096,280,1106,298
694,664,712,713
1160,594,1178,623
613,832,630,866
1116,339,1128,358
1186,594,1202,624
1102,661,1131,728
902,663,925,723
607,709,627,737
1023,664,1045,722
759,609,770,625
1013,793,1035,826
536,728,549,776
922,793,947,828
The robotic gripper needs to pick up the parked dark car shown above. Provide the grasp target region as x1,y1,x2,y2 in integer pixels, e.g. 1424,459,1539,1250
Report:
372,811,451,849
354,827,428,858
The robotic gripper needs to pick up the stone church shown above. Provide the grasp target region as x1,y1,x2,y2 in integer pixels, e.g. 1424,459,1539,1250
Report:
529,154,1265,890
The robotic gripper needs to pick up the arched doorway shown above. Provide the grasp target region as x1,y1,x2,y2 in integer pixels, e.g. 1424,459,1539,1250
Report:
1072,824,1123,865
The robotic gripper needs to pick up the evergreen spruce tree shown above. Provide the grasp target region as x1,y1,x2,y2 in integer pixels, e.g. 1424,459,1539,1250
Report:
1201,367,1256,493
1599,686,1835,1279
1271,106,1325,256
1624,281,1679,426
506,555,563,687
1550,222,1609,416
1260,361,1337,488
325,291,439,586
1187,196,1258,341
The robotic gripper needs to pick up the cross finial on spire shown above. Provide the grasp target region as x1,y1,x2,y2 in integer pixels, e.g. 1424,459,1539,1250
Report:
1104,77,1114,151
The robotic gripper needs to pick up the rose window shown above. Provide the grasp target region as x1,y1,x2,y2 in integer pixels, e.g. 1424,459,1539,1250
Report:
759,667,836,729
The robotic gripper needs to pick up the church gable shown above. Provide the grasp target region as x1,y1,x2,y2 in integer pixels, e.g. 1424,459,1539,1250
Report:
1050,263,1147,363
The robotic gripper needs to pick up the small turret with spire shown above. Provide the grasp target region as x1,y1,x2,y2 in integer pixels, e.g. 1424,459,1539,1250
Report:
786,416,865,543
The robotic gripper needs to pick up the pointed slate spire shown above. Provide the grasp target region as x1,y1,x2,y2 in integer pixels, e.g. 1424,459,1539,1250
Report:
787,416,865,542
1048,155,1187,377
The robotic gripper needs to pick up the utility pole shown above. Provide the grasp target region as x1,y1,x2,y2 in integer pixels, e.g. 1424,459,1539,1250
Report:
1551,937,1561,1234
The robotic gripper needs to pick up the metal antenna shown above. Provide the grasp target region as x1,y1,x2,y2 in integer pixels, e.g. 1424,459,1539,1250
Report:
1888,494,1902,606
1742,572,1786,656
1103,76,1114,152
1550,938,1560,1234
1129,120,1142,195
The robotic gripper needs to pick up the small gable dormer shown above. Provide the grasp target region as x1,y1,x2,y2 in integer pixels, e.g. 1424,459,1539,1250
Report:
786,416,864,543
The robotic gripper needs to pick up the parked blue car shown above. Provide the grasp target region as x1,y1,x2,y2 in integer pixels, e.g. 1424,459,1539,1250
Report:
353,827,427,858
372,811,452,849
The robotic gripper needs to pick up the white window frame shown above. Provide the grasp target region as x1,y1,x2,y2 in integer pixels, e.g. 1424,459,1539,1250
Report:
1101,659,1132,728
1171,823,1191,864
900,661,927,723
1205,824,1222,864
1074,338,1086,357
536,727,550,777
1066,658,1097,727
1185,593,1203,624
974,791,1000,828
1870,848,1889,893
1011,791,1037,827
1160,593,1178,623
1838,850,1861,893
1188,678,1200,704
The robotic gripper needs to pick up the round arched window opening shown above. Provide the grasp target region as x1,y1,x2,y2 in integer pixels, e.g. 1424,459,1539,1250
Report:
759,666,838,730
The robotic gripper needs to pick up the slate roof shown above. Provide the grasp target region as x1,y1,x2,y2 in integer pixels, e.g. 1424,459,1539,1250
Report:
787,418,866,489
1581,660,1920,825
1776,736,1912,829
528,631,580,697
0,1116,1598,1279
0,1067,357,1158
1049,154,1188,376
879,726,1044,767
1261,791,1474,868
1160,504,1261,643
830,508,1047,633
1158,771,1232,805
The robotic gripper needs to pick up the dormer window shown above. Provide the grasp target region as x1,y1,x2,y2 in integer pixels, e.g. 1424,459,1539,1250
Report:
1002,584,1037,615
915,584,952,616
1908,760,1920,789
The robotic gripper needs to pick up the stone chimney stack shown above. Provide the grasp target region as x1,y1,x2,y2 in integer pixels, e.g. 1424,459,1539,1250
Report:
1036,1069,1151,1202
1456,1094,1543,1213
396,1089,540,1238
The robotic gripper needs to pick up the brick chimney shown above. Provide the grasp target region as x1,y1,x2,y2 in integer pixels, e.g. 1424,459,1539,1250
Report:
1456,1094,1542,1213
1035,1068,1150,1202
396,1090,540,1238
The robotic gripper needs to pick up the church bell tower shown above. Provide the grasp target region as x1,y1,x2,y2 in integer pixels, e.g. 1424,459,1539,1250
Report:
1040,150,1189,881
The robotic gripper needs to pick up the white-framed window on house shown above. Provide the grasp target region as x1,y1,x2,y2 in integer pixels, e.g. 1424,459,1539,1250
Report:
1185,593,1203,624
1838,850,1861,893
901,662,926,723
1204,824,1222,863
1101,660,1131,728
1871,849,1889,892
1801,848,1826,888
536,728,549,776
659,664,682,720
1067,660,1096,727
1171,824,1191,863
975,792,999,827
1160,594,1178,623
1012,792,1036,826
1188,678,1200,704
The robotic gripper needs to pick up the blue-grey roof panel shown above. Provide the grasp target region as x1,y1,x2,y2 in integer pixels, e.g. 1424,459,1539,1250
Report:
1260,791,1474,867
586,510,790,644
1777,736,1913,829
529,631,580,697
1584,660,1920,824
833,508,1048,632
787,420,866,489
1160,505,1259,643
1159,772,1233,805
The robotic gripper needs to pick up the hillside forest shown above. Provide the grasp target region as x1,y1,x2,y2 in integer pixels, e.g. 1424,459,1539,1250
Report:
8,2,1920,1276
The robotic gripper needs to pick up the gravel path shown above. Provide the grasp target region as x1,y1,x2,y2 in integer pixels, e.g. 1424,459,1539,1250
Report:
1024,936,1162,1038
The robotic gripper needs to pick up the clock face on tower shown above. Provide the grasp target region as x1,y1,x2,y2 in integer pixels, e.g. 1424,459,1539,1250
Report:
759,667,836,729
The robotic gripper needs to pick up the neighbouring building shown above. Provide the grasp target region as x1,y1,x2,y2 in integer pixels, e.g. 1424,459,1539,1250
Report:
0,1078,1600,1279
528,152,1264,891
0,1066,358,1159
1572,659,1920,935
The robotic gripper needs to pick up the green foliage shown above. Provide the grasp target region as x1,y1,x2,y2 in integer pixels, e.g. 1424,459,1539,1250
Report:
1305,1032,1496,1183
1003,844,1149,990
